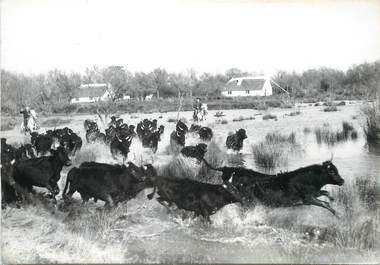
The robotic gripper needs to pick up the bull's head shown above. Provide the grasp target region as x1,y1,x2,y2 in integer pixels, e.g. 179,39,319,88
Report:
53,146,72,166
237,129,247,140
322,160,344,186
196,143,208,158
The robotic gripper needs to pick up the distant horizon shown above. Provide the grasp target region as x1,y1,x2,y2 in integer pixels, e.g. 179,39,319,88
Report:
2,0,380,76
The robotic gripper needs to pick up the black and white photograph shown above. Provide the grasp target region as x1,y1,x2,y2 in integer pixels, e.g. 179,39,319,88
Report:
1,0,380,263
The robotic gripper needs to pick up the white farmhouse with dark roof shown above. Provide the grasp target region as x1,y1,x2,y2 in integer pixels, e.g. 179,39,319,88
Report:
70,83,113,104
222,76,273,97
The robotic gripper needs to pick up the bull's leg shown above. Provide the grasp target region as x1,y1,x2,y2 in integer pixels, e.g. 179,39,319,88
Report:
304,197,337,216
147,187,156,200
317,190,334,201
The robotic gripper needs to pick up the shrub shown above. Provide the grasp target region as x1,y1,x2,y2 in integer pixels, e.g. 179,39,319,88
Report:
323,106,338,112
1,117,18,131
331,175,380,250
314,121,358,145
362,103,380,145
196,140,227,184
252,132,298,172
252,142,284,172
232,116,255,122
288,111,301,116
262,114,277,120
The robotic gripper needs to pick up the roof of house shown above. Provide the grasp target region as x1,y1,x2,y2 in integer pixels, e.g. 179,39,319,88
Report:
74,84,109,98
224,77,268,91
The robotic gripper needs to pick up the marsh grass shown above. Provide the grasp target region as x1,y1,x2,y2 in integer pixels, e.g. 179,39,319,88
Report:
252,132,299,172
232,116,255,122
303,127,311,134
72,142,112,166
323,106,338,112
196,140,227,184
41,118,72,127
215,119,228,125
288,111,301,116
1,116,18,131
262,114,277,120
362,103,380,145
314,121,358,145
331,176,380,250
158,156,199,180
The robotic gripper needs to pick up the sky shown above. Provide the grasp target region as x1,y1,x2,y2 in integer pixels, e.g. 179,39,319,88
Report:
1,0,380,75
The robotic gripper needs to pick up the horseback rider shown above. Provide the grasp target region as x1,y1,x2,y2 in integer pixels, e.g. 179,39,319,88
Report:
193,98,202,112
20,106,38,133
20,106,31,132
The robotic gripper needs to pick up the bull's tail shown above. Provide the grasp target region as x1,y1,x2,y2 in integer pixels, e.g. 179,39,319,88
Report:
62,167,77,199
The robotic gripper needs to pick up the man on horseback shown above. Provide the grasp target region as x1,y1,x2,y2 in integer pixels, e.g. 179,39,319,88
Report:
193,98,202,122
193,98,208,122
20,106,39,134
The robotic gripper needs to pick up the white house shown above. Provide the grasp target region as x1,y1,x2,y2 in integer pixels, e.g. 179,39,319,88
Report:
70,83,112,104
222,76,273,97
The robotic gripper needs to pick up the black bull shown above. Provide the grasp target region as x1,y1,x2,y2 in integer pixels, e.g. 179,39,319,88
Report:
63,162,156,207
13,147,72,200
203,159,344,216
147,176,242,222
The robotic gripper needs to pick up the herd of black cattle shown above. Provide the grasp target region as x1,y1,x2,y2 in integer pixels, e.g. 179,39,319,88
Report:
1,116,345,221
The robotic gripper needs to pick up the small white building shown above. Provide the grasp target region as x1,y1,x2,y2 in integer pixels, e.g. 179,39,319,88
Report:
222,76,273,97
70,83,112,104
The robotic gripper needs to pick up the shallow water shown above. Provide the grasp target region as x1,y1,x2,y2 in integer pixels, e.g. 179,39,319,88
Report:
2,102,380,263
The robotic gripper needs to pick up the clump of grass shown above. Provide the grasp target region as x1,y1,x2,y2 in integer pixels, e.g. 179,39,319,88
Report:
72,142,110,166
331,176,380,250
197,140,227,184
323,106,338,112
232,116,255,122
41,118,72,127
65,203,129,242
265,132,296,145
252,132,298,172
288,111,301,116
262,114,277,120
158,156,199,180
1,117,18,131
216,119,229,124
303,127,311,134
314,121,358,145
252,143,285,172
362,103,380,145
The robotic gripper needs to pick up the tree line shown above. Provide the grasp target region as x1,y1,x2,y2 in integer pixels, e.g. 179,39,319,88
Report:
1,61,379,115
